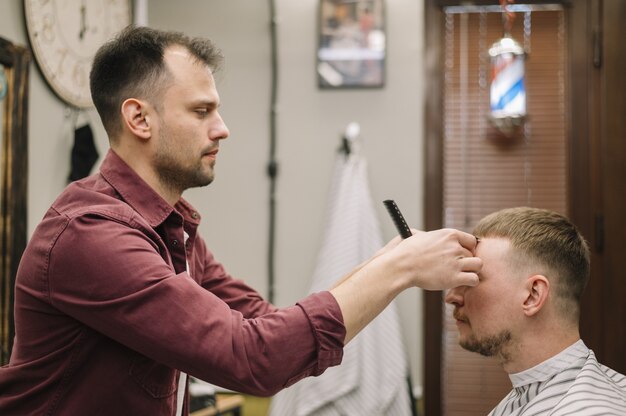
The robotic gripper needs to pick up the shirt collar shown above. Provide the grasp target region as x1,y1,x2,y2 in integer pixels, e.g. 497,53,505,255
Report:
99,149,202,229
509,339,589,388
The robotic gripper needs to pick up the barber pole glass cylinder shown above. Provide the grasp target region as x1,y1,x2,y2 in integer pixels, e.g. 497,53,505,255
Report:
488,36,526,136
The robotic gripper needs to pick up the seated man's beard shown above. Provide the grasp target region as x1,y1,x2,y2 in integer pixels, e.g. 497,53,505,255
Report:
460,330,512,358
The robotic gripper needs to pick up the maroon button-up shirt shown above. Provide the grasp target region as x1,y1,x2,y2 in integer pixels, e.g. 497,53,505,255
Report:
0,150,345,415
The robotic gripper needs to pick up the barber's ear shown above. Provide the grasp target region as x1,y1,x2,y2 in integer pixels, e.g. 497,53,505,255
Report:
121,98,152,140
522,275,549,317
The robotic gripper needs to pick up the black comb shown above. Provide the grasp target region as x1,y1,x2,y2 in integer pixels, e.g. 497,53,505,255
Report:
383,200,412,239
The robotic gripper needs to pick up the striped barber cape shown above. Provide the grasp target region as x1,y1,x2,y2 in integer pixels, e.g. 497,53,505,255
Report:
489,340,626,416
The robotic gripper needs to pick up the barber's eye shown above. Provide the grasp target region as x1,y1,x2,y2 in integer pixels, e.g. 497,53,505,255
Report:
195,109,209,117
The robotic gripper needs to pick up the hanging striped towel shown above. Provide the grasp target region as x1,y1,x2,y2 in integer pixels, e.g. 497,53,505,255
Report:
270,149,413,416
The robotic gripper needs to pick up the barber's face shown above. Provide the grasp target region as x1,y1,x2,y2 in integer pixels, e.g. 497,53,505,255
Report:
444,238,524,358
152,47,229,193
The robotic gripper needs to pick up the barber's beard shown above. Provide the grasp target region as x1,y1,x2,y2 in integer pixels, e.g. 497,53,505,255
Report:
154,129,214,194
460,330,512,359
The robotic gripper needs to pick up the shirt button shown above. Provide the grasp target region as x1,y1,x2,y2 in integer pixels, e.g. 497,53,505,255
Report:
172,239,179,246
191,212,199,219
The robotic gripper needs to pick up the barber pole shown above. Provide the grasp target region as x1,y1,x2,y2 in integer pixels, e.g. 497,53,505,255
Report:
488,35,527,136
487,0,527,136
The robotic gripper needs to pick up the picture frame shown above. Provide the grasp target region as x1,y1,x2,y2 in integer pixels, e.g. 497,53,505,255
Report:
317,0,386,89
0,36,29,365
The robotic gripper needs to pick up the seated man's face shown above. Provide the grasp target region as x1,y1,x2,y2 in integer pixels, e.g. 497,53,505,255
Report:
444,238,526,359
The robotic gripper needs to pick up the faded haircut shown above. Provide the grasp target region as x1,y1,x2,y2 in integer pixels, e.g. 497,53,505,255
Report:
473,207,590,319
89,25,223,140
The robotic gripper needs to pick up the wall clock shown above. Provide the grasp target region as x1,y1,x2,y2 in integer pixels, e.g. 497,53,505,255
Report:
24,0,132,108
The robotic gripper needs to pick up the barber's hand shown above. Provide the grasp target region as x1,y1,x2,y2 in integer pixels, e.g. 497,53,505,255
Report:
373,234,405,257
388,228,482,290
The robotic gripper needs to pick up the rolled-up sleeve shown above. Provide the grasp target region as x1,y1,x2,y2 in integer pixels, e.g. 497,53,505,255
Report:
295,292,345,378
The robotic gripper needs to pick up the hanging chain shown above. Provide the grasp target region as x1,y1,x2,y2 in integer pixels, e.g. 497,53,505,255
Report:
522,9,531,205
523,11,532,53
500,0,516,36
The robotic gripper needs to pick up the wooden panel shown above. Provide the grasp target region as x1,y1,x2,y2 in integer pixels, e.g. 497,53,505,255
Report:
599,0,626,373
571,0,626,377
567,0,602,363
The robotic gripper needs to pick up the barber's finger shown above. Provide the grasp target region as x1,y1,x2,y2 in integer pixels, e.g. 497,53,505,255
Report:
456,230,479,251
458,256,483,275
453,271,480,288
457,247,474,259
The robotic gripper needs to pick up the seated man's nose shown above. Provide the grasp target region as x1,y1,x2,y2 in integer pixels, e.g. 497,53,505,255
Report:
444,288,464,305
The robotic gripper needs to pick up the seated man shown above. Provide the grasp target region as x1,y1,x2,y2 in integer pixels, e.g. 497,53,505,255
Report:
445,207,626,415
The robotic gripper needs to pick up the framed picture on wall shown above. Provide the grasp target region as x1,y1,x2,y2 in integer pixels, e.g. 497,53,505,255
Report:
0,36,29,365
317,0,386,89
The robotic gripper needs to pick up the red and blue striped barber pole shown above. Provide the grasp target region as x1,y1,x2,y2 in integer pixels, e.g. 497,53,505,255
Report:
489,36,526,120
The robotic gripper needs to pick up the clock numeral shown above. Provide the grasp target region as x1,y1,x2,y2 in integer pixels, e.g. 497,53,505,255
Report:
72,63,88,88
55,48,69,77
38,13,56,44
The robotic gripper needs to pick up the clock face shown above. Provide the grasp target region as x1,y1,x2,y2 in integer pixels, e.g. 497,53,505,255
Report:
24,0,132,108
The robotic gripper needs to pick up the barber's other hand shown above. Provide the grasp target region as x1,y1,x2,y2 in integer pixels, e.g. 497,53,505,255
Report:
388,228,482,290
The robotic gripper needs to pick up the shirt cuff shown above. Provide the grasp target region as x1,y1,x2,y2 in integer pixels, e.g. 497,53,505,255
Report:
296,291,346,372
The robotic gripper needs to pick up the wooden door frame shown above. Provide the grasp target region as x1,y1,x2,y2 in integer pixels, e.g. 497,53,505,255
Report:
422,0,444,413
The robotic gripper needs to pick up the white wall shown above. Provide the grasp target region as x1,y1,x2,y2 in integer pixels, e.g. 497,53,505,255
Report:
1,0,426,391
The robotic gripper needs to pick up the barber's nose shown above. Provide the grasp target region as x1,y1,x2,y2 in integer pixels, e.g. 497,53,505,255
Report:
211,112,229,141
445,286,466,306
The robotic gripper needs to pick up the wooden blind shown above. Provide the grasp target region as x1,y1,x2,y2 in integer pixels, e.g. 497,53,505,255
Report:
440,7,567,415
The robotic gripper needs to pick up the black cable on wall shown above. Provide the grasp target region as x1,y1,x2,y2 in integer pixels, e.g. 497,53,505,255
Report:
267,0,279,303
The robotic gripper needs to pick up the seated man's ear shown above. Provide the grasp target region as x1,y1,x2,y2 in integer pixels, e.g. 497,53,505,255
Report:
522,275,549,317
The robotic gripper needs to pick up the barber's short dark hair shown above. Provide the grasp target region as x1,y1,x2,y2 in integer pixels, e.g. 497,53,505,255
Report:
474,207,590,319
89,25,223,139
